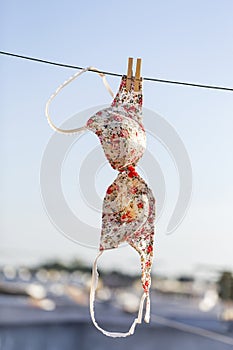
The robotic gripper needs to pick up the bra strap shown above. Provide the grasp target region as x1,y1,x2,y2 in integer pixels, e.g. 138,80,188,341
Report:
90,250,150,338
45,67,114,135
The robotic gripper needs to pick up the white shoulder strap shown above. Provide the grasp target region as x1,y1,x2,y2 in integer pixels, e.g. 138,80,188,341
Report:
45,67,114,135
90,251,150,338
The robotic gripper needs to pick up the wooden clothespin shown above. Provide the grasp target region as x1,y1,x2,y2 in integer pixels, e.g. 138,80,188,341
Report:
126,57,133,91
134,58,142,92
126,57,142,92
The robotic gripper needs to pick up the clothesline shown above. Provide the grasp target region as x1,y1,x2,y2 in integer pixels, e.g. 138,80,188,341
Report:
1,50,233,92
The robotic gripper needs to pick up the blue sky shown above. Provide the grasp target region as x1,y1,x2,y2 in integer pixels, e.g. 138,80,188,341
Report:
0,0,233,276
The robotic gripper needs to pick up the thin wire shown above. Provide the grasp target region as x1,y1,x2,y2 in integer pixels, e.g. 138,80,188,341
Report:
0,51,121,77
1,50,233,92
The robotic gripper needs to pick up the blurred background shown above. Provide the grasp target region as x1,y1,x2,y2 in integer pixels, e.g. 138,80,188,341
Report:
1,1,233,349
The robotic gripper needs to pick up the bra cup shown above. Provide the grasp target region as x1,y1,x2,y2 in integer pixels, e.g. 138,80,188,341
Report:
100,172,152,250
87,109,146,170
99,171,155,303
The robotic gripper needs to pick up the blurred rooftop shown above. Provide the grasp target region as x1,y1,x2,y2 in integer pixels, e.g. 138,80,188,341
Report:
0,263,233,349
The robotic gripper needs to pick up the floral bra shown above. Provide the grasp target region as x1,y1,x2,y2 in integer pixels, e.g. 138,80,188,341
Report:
45,67,156,338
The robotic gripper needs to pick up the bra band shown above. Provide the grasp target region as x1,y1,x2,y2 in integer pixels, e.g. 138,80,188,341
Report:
45,67,114,135
90,251,151,338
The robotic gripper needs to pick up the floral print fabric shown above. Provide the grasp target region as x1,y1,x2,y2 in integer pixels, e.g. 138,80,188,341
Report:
101,169,155,295
87,76,156,336
86,76,146,171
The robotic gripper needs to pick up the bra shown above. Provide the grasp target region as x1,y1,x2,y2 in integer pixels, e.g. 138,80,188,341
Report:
45,66,156,338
